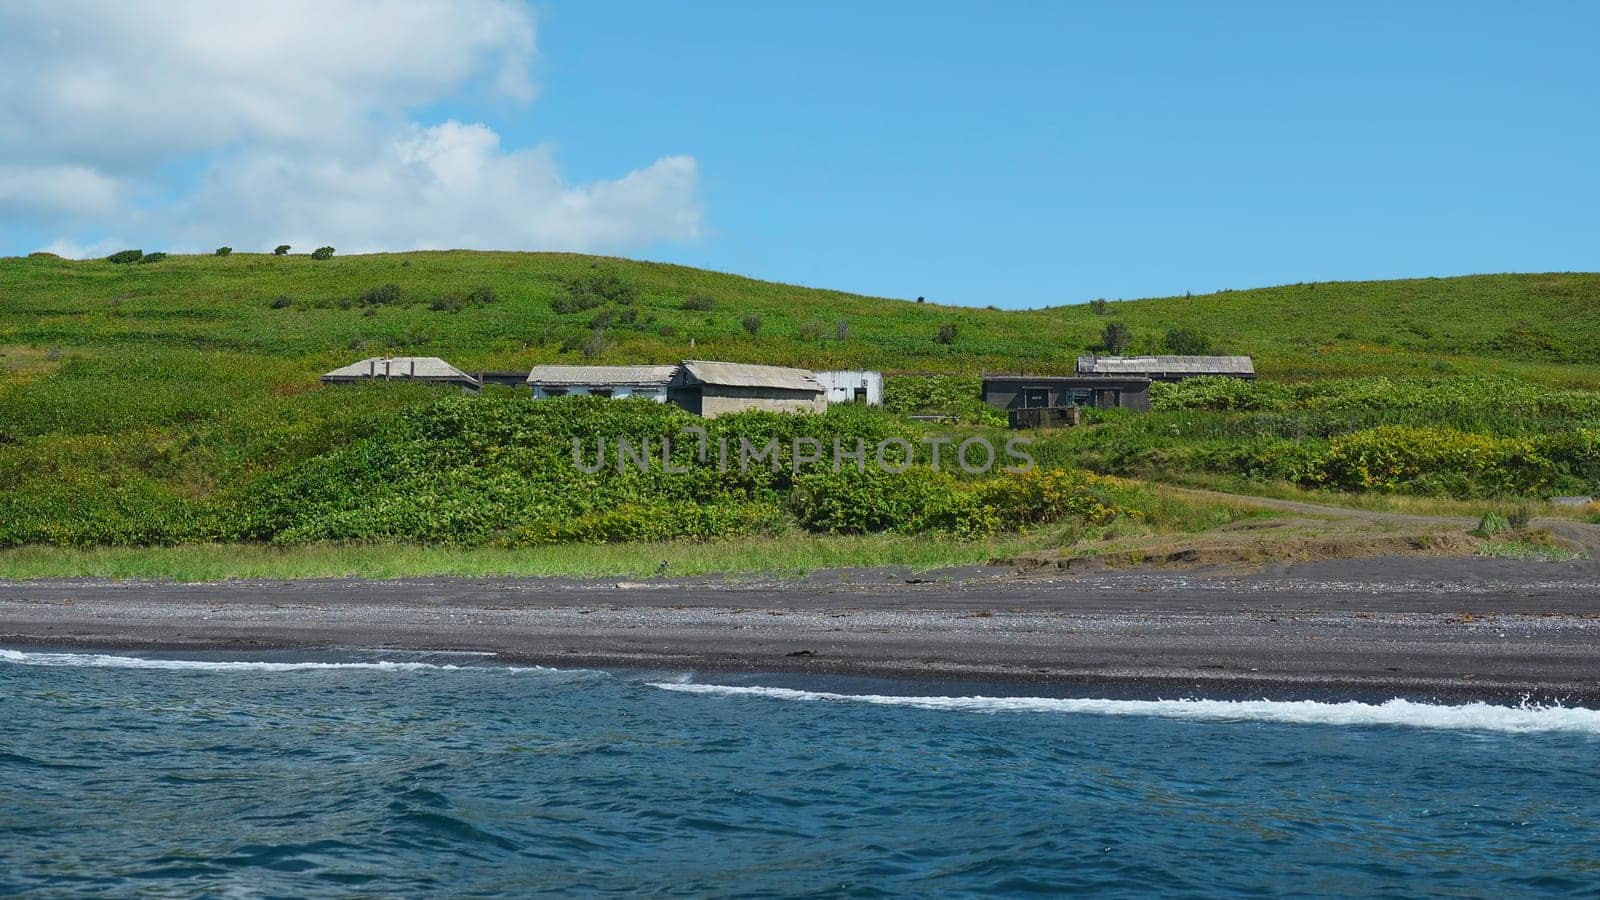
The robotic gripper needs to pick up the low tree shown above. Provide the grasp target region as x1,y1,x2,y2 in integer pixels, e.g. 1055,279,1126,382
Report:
311,246,335,260
273,244,290,255
741,314,763,336
137,252,166,264
359,283,401,306
105,249,142,264
835,319,850,341
1162,326,1213,355
1089,298,1109,315
1100,321,1132,354
581,329,612,358
214,246,232,256
681,292,715,311
936,322,958,345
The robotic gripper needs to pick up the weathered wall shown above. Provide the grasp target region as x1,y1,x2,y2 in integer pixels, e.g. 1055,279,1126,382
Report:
697,385,827,417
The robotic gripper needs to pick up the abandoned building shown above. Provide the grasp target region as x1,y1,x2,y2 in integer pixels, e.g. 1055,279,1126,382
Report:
525,365,679,402
981,374,1152,428
320,357,480,390
1075,355,1255,381
815,370,884,406
668,360,827,417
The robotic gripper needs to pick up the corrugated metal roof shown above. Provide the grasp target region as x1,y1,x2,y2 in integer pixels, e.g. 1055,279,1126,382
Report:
1076,355,1255,376
322,357,477,383
681,360,823,392
526,364,679,386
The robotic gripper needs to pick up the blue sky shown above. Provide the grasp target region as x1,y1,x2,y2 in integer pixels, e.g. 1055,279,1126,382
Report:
2,1,1596,307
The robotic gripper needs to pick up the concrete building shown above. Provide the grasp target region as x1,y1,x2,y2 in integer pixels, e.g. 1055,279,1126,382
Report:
815,370,883,406
1075,355,1255,381
321,357,479,389
525,365,679,402
668,360,827,417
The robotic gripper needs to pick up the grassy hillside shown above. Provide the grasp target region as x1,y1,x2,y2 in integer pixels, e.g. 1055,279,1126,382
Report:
2,250,1599,554
4,250,1599,383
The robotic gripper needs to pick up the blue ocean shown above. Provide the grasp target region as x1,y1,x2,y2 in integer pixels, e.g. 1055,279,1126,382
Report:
3,647,1598,896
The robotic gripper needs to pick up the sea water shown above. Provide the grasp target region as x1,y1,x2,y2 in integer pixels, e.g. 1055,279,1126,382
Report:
3,647,1598,896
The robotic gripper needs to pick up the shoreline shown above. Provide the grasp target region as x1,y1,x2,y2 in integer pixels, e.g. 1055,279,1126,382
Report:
6,555,1600,705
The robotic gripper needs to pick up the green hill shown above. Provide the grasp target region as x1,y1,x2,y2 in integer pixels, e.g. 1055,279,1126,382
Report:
3,251,1598,384
2,250,1599,554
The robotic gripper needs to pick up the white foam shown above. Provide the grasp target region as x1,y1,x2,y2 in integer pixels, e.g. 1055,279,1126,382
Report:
0,647,548,674
648,682,1600,735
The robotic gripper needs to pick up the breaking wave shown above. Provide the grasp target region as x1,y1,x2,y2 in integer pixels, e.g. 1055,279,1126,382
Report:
648,682,1600,735
0,647,549,674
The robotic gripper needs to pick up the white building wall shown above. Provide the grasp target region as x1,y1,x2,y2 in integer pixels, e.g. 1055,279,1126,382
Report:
815,370,883,406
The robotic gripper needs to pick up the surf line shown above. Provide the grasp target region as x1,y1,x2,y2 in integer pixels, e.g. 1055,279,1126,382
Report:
648,682,1600,735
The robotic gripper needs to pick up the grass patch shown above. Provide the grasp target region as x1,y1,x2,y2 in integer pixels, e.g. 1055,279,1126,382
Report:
0,532,1052,582
1476,536,1588,562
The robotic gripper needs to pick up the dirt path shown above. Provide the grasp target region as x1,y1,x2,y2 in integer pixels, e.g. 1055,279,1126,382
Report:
1159,485,1600,553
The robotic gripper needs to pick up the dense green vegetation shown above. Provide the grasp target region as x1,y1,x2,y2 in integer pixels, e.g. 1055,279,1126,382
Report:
1034,376,1600,499
2,250,1598,553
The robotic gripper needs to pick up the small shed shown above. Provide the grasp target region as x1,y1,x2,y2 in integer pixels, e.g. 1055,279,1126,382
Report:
981,374,1152,423
670,360,826,417
526,365,679,402
815,370,883,406
1075,355,1255,382
321,357,479,389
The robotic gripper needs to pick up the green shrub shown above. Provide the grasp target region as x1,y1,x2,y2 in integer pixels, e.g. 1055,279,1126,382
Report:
106,249,142,264
269,296,293,310
681,293,715,311
214,247,232,256
311,246,335,260
936,322,957,345
360,284,402,306
581,330,612,358
1316,427,1552,497
1162,327,1213,355
556,271,635,314
742,314,762,336
883,375,1006,427
137,252,167,264
972,468,1122,531
791,466,988,536
1100,322,1132,354
273,244,291,255
1473,511,1510,537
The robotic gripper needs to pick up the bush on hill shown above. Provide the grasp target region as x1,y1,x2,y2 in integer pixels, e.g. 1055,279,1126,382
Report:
359,284,402,306
1100,322,1132,354
1162,327,1213,355
106,249,142,264
215,247,232,256
311,246,335,260
273,244,290,255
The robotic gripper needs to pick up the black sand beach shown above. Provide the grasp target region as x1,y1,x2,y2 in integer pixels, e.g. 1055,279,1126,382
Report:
5,555,1600,704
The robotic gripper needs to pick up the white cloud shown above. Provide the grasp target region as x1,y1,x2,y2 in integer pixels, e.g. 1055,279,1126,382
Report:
173,122,701,253
1,1,701,256
0,165,120,220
